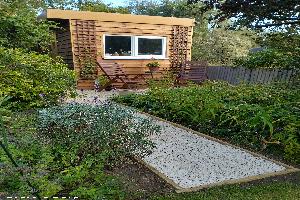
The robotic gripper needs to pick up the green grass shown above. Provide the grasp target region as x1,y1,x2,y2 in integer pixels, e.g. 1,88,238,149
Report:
152,182,300,200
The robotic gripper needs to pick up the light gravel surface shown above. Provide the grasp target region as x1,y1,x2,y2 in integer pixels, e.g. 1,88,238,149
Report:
67,90,286,189
142,119,286,189
65,89,146,105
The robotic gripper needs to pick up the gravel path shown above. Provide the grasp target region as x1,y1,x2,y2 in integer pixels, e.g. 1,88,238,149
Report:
142,119,285,189
68,90,286,189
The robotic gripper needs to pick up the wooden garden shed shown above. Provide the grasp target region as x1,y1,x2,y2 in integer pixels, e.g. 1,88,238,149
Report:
41,9,195,89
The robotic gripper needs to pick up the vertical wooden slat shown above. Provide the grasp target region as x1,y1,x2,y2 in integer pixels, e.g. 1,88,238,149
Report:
286,69,293,83
272,69,279,84
238,67,246,84
204,65,297,85
219,66,225,81
227,67,233,84
257,68,264,84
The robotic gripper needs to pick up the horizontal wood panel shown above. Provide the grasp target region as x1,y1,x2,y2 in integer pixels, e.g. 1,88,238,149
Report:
94,22,173,31
46,9,195,26
95,27,172,36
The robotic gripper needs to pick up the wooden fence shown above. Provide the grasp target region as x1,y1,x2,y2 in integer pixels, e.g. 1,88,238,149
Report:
207,66,299,85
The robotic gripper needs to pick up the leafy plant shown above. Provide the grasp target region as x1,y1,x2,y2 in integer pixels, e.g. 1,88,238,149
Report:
37,103,158,162
114,81,300,163
192,26,257,65
79,55,98,80
147,72,176,90
146,61,160,68
0,0,56,52
96,75,109,86
0,48,75,109
235,48,300,70
1,103,159,199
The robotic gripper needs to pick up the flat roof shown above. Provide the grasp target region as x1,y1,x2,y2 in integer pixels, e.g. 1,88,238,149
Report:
42,9,195,27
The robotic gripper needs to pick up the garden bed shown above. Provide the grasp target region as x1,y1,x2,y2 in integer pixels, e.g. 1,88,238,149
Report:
1,87,299,199
113,81,300,165
134,111,298,192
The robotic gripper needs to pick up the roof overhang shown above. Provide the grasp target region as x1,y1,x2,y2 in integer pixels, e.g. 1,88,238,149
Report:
41,9,195,27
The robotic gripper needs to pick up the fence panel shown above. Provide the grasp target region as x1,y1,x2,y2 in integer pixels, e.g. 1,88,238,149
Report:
207,66,297,85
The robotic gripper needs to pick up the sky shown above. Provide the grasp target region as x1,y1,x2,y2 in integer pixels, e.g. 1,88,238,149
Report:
103,0,127,7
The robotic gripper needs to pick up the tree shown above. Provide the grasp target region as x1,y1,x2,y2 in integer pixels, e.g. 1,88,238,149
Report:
192,25,257,65
128,0,211,23
0,0,56,52
128,0,215,36
79,0,130,13
188,0,300,30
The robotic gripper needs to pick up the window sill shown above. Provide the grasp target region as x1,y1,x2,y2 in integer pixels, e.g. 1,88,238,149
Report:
104,56,169,60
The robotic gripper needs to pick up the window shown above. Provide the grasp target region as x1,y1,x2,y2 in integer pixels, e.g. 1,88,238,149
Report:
104,35,166,59
138,37,163,56
105,35,132,57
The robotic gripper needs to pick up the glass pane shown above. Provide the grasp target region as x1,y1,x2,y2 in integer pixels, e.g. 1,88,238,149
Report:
138,38,163,55
105,36,132,56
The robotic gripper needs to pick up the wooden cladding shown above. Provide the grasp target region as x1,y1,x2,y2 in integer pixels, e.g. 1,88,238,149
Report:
52,12,194,89
45,9,195,27
72,20,97,68
70,19,193,74
170,26,191,71
55,21,73,69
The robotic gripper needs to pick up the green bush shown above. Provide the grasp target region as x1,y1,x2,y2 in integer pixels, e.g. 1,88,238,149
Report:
114,81,300,164
1,103,159,199
38,103,158,161
0,1,56,52
192,27,257,65
0,48,75,109
235,48,300,70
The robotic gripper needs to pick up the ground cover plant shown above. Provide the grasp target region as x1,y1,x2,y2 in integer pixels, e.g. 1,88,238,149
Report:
152,181,300,200
114,81,300,164
0,102,159,199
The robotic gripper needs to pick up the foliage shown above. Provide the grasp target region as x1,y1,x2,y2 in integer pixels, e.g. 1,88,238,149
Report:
152,180,300,200
129,0,206,19
114,81,300,163
0,0,56,52
78,56,98,80
96,75,109,86
1,103,158,198
129,1,257,66
192,26,257,65
147,72,177,90
37,103,158,161
146,61,160,68
188,0,300,30
259,31,300,53
128,0,215,32
38,0,130,12
235,48,300,70
79,0,130,13
0,48,75,109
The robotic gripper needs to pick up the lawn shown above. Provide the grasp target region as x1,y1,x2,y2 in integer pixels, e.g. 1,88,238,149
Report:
152,180,300,200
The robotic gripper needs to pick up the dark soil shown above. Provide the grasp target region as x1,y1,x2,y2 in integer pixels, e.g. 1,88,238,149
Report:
111,158,299,200
111,158,174,200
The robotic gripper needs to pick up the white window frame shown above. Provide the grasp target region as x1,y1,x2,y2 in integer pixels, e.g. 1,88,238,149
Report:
103,34,167,60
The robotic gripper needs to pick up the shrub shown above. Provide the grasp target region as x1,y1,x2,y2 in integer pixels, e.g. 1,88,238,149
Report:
235,48,300,70
37,103,158,162
192,27,257,65
1,103,158,198
0,48,75,109
114,81,300,164
0,1,56,52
